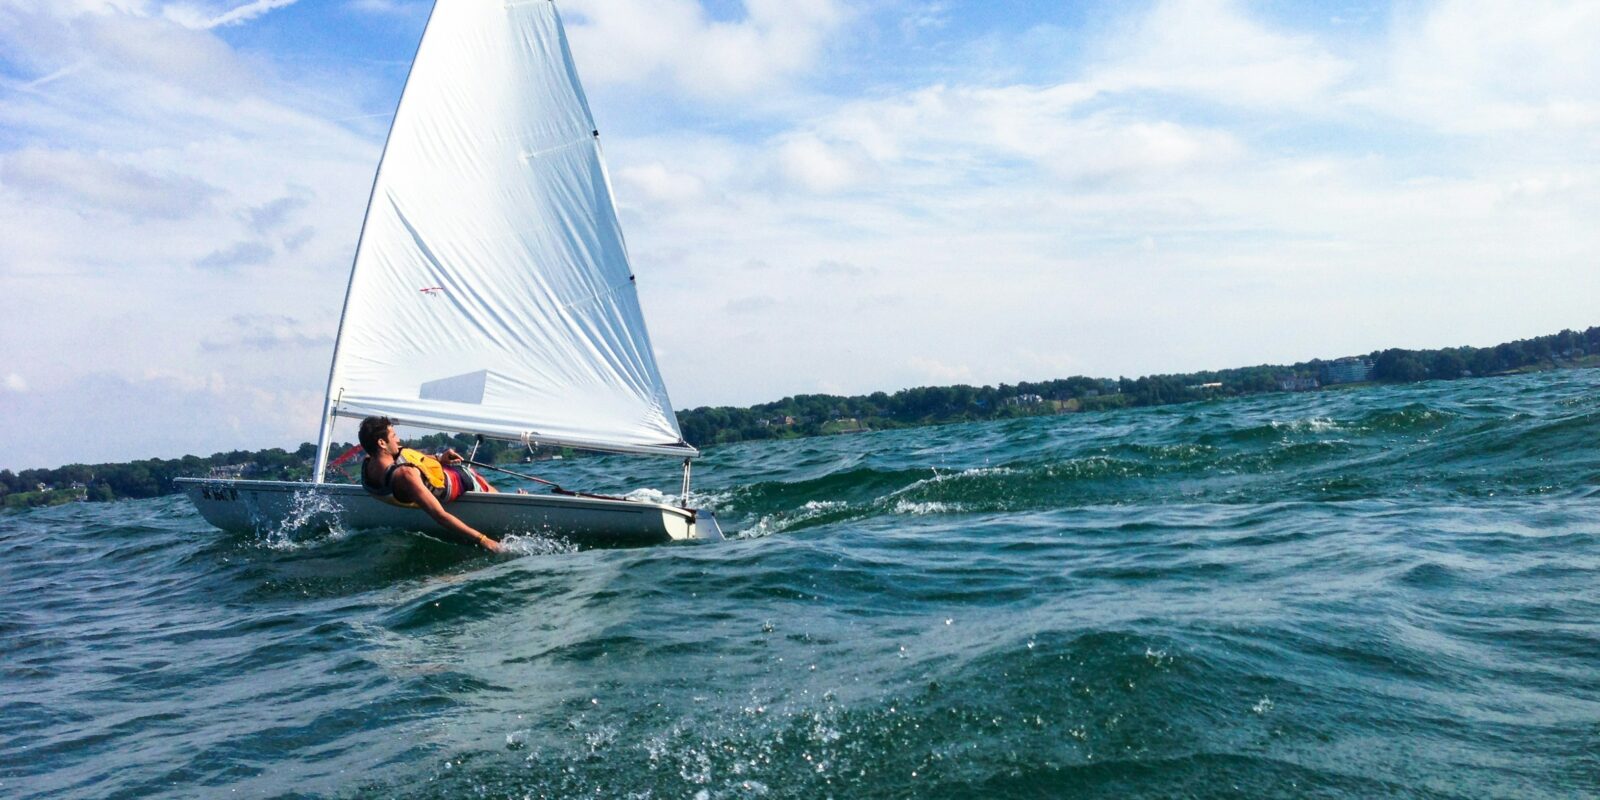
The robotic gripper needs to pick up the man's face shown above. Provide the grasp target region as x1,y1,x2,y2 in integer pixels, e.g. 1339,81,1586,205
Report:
380,426,402,456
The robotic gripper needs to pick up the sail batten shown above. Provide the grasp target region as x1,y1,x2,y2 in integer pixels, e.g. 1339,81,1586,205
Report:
319,0,689,461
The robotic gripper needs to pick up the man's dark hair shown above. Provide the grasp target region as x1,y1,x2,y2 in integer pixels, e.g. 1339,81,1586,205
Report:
359,416,395,455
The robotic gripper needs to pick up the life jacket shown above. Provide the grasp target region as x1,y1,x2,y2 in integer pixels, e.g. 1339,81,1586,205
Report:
362,448,464,508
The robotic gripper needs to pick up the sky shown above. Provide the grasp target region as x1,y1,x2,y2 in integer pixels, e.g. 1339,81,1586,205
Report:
1,0,1598,470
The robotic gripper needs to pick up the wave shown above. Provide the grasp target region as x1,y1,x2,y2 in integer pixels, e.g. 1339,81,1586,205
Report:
5,370,1599,800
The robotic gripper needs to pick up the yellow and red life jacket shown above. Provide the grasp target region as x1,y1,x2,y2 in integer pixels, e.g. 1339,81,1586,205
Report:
362,448,464,508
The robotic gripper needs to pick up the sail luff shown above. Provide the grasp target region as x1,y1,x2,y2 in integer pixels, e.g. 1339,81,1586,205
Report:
314,0,446,483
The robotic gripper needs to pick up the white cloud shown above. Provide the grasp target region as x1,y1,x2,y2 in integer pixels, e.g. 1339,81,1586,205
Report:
243,188,312,232
200,314,332,351
194,240,275,270
902,2,950,35
1092,0,1354,110
345,0,418,13
0,148,219,219
783,82,1243,188
162,0,299,30
4,373,27,392
776,134,866,193
724,295,778,315
0,0,376,466
562,0,848,99
24,10,261,98
0,370,321,469
814,260,866,277
616,163,706,207
2,1,154,15
908,357,972,383
1366,0,1600,133
595,1,1600,407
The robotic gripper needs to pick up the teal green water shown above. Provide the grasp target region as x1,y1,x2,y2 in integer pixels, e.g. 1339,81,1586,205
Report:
3,370,1598,798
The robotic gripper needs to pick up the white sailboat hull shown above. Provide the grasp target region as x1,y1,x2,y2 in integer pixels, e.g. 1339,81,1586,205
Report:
177,479,722,547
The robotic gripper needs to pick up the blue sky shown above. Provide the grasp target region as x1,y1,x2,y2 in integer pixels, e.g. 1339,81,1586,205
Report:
2,0,1598,470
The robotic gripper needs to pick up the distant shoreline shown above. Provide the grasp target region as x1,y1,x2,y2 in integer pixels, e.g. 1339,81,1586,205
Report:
672,327,1598,448
4,325,1596,508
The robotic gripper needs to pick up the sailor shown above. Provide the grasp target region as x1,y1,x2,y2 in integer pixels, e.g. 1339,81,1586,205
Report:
358,415,502,553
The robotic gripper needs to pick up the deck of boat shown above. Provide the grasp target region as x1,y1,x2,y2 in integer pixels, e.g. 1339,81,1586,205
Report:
177,478,722,547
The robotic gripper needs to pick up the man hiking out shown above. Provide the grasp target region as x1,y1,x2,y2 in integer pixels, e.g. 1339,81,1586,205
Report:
358,415,502,553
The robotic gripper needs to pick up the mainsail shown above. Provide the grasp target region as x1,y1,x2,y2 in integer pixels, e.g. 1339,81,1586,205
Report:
314,0,693,478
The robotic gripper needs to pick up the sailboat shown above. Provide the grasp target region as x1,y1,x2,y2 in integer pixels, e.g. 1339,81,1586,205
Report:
179,0,723,546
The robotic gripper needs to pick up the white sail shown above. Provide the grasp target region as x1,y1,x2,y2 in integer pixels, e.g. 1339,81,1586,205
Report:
319,0,692,459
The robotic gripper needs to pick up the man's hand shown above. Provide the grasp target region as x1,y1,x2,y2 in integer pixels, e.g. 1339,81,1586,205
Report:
439,448,463,465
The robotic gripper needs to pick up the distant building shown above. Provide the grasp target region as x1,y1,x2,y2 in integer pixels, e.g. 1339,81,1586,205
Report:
1321,358,1374,385
1002,394,1045,407
1278,375,1319,392
208,464,248,479
827,417,870,434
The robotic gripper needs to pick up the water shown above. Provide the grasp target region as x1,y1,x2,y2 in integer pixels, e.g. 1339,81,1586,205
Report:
3,370,1598,799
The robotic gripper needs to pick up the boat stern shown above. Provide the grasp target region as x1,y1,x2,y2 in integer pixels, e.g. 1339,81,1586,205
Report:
692,508,725,542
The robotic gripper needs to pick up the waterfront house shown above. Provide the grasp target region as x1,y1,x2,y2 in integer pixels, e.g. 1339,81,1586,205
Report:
1322,357,1375,385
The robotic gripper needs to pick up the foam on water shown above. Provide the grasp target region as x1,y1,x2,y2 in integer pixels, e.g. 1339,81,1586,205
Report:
1270,415,1339,433
739,499,852,539
890,499,963,515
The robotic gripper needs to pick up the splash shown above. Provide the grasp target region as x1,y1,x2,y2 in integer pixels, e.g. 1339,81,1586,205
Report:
256,488,348,550
497,531,580,557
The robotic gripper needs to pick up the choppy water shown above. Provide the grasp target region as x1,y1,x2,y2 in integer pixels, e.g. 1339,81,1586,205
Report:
4,370,1599,799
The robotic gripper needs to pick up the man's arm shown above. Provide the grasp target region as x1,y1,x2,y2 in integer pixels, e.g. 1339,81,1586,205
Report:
394,469,501,553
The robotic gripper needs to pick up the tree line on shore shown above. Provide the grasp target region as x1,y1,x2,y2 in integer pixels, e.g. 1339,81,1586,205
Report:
675,326,1598,445
4,325,1596,508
